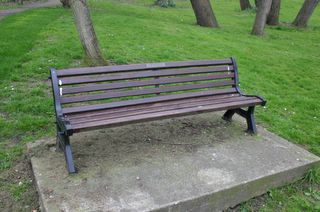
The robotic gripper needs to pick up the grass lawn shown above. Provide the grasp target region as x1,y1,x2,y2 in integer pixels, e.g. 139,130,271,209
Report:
0,0,319,211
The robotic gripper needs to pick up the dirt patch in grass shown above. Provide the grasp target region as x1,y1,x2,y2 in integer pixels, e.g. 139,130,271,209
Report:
226,194,268,211
0,155,39,212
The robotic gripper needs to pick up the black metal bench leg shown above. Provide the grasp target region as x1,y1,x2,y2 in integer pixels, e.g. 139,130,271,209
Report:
222,107,257,134
57,127,76,173
63,136,76,173
222,109,236,121
245,106,257,134
56,125,62,151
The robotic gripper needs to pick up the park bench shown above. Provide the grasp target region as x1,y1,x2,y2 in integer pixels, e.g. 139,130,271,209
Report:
50,58,266,173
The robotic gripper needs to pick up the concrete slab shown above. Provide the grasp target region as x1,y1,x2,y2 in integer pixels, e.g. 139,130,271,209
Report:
28,113,320,212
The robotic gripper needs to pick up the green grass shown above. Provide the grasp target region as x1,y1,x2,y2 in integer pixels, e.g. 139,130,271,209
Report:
0,4,21,9
0,179,32,201
0,0,319,210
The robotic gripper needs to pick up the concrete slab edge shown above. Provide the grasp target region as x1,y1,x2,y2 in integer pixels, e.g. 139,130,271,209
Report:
30,157,46,212
152,160,320,212
30,156,319,212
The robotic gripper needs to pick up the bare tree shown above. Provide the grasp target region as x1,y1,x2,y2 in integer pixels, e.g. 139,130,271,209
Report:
292,0,319,27
267,0,281,25
251,0,272,35
240,0,252,10
155,0,175,7
69,0,107,65
190,0,219,28
60,0,70,8
16,0,24,5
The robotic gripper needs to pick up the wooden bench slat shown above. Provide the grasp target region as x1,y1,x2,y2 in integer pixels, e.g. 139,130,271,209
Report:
62,73,234,95
60,66,234,85
69,96,257,125
71,99,262,131
67,94,239,119
62,88,237,114
57,59,233,77
60,80,235,104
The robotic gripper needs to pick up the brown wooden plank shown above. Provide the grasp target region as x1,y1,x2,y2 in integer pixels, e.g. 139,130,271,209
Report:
62,88,238,114
62,73,234,95
69,96,258,124
57,59,233,77
71,99,262,131
67,94,239,119
61,80,235,104
60,66,234,85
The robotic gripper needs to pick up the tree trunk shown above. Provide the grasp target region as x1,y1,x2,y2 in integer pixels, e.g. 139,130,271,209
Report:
240,0,252,10
251,0,272,35
16,0,23,5
267,0,281,25
70,0,107,66
190,0,219,28
292,0,319,27
155,0,175,7
60,0,71,8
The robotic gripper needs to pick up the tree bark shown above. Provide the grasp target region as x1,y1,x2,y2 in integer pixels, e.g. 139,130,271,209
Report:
240,0,252,10
155,0,175,7
292,0,319,27
251,0,272,35
60,0,71,8
190,0,219,28
70,0,107,66
15,0,23,5
267,0,281,25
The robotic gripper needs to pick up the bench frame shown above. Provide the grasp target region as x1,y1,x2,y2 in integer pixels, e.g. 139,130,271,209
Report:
50,58,266,173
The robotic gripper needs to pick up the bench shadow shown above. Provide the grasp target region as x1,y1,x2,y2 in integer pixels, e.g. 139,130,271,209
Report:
70,113,244,173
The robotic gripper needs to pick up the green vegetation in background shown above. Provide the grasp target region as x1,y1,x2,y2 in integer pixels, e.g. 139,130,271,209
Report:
0,4,21,9
0,0,25,9
0,0,319,210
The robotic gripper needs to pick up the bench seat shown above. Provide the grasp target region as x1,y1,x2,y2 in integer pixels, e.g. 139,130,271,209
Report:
66,93,263,132
50,58,266,173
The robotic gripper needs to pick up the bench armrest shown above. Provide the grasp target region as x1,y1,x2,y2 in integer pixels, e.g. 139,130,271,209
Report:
56,115,73,136
50,68,73,135
50,68,63,117
231,57,267,106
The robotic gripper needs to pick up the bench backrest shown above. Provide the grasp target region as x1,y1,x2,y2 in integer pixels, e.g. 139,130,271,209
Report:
51,58,240,114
